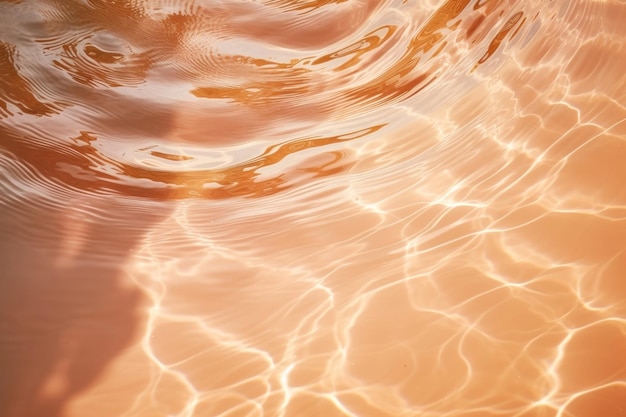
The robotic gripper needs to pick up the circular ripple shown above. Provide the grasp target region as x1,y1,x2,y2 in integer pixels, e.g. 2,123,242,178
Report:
1,0,554,199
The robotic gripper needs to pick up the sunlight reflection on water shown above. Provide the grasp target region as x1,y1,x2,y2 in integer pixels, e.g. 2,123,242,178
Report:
1,0,625,416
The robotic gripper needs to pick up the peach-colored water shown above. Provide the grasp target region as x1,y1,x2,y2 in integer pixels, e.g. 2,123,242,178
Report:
1,1,625,416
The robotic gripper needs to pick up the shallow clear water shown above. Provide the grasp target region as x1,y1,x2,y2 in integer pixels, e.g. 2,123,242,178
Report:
1,0,625,416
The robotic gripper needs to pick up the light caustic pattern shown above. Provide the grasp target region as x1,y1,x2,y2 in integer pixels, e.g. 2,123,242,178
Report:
0,0,625,416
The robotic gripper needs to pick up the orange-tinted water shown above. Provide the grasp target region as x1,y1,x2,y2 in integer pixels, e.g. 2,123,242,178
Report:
1,1,625,416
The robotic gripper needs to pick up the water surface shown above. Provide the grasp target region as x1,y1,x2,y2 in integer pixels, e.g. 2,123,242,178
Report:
1,0,625,416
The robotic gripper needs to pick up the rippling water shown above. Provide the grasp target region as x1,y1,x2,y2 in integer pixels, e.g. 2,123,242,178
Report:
1,0,625,416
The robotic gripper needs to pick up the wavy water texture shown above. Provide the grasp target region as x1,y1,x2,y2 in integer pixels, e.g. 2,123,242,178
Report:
1,0,625,416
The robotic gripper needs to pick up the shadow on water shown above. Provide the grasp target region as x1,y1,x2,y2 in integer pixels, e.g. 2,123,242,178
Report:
0,38,175,412
0,189,170,416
